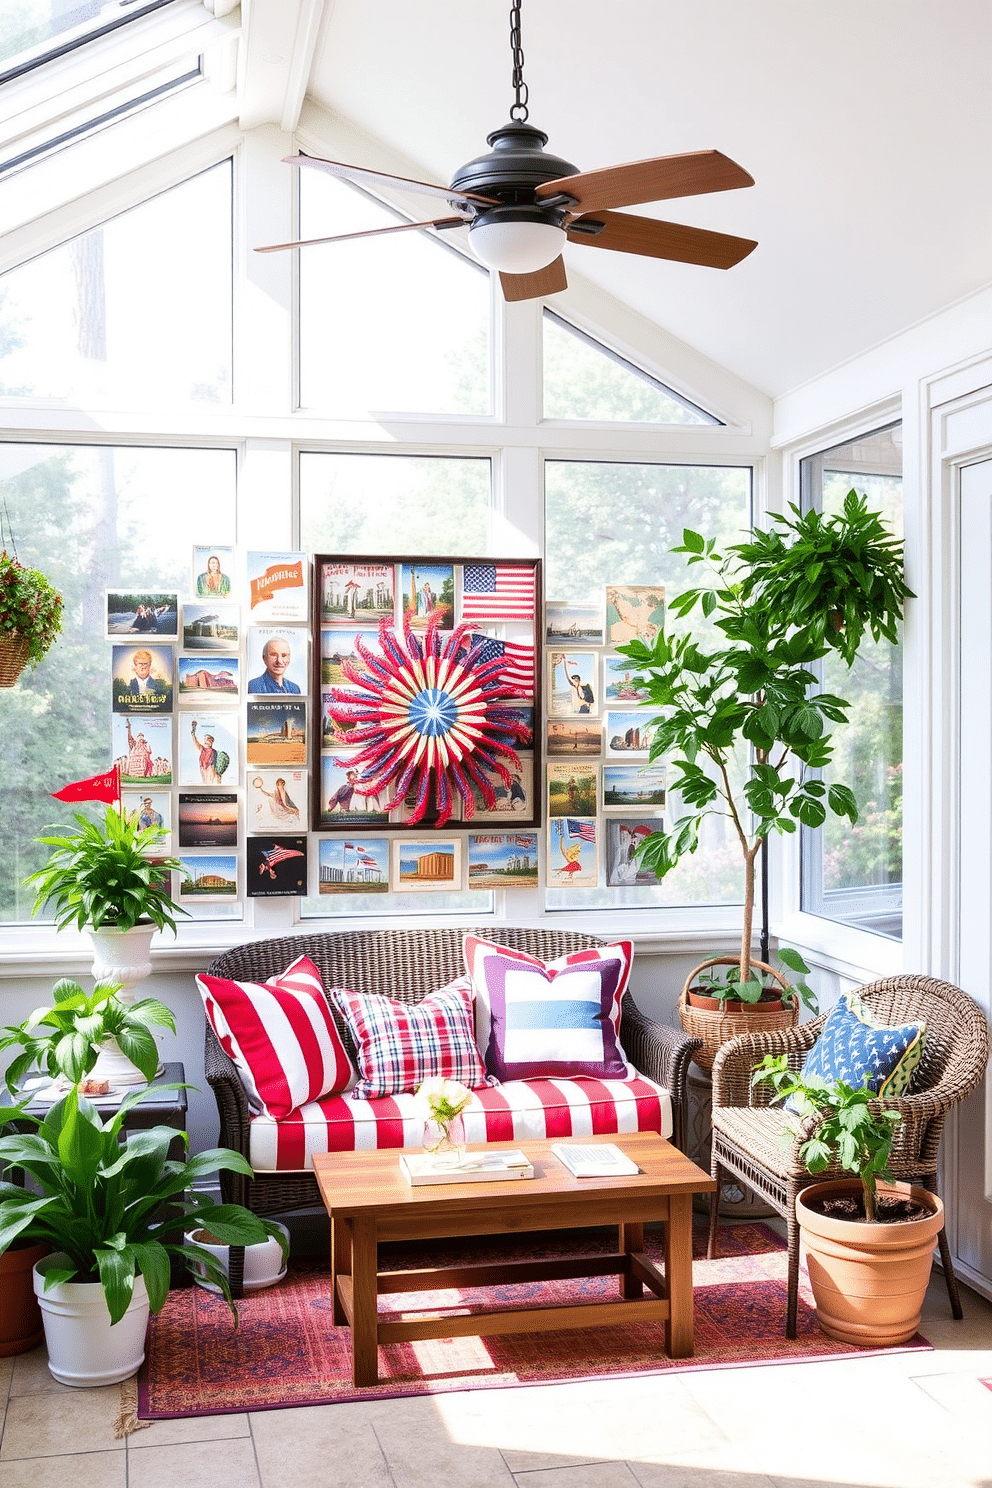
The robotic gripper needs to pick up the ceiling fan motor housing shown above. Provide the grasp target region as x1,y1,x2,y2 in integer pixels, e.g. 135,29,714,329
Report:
450,121,577,211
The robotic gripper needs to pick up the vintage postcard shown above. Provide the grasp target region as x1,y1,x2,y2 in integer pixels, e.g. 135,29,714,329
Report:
605,584,666,644
399,562,454,630
318,837,389,895
179,712,239,787
322,689,363,750
246,698,307,766
247,836,308,897
178,792,238,850
177,655,239,699
246,628,308,696
547,816,599,888
606,818,664,887
467,832,539,890
106,590,178,638
247,769,307,834
605,710,656,757
547,761,598,818
546,718,601,757
191,547,235,601
545,602,604,646
113,714,172,787
247,551,308,625
603,653,651,704
603,764,667,809
321,561,394,625
121,791,171,848
319,754,390,827
177,853,238,900
320,627,382,685
547,649,598,718
392,837,461,892
467,758,533,822
111,644,173,714
182,601,239,652
460,561,536,625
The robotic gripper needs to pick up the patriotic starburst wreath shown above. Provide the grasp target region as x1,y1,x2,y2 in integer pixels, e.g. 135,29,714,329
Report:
325,615,531,827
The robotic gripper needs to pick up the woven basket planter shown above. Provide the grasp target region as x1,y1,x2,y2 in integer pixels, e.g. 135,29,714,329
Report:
679,956,798,1072
0,634,32,688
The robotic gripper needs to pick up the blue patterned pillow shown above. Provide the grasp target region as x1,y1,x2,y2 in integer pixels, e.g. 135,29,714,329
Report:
795,992,926,1099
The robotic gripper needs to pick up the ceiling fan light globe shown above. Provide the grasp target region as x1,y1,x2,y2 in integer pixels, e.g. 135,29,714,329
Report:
468,217,566,274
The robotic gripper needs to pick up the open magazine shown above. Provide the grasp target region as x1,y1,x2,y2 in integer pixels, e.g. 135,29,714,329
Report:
551,1143,640,1178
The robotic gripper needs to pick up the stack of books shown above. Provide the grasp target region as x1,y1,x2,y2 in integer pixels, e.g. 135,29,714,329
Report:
399,1149,535,1186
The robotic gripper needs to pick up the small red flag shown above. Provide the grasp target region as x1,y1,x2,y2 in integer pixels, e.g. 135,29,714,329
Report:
52,766,120,804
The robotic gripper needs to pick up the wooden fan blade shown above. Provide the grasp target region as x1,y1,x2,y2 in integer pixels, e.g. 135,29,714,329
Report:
538,150,754,216
499,257,568,302
255,217,465,253
284,154,498,209
567,211,757,270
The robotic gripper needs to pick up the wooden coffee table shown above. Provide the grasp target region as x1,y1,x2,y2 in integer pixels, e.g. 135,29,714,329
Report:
313,1131,716,1386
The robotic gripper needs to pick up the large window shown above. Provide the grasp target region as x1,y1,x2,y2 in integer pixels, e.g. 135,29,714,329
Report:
799,425,903,939
544,459,751,910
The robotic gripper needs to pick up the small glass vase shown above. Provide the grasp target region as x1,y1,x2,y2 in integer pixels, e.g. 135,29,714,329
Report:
422,1114,466,1169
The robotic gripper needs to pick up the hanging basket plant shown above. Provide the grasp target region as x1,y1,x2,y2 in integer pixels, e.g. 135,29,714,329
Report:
0,551,64,686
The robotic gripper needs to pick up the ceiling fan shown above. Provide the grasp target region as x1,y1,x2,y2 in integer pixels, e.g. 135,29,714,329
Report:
257,0,758,303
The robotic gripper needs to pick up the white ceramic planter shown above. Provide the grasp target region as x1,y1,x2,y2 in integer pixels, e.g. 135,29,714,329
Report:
88,923,156,1003
34,1257,149,1387
185,1222,289,1293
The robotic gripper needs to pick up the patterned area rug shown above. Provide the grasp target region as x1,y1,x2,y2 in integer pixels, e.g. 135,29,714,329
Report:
138,1222,931,1417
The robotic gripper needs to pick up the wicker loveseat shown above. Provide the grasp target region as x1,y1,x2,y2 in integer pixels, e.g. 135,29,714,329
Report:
204,926,700,1223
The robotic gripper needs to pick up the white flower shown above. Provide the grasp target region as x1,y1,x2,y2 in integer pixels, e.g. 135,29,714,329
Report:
413,1076,473,1124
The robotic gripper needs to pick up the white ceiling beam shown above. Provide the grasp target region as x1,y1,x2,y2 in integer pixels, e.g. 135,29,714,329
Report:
237,0,328,133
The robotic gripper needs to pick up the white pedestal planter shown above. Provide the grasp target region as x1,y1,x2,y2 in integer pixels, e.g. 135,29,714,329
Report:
186,1222,289,1292
34,1258,149,1387
88,924,156,1003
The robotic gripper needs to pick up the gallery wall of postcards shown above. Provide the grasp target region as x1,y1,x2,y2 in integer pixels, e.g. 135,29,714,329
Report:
106,553,664,903
543,586,667,893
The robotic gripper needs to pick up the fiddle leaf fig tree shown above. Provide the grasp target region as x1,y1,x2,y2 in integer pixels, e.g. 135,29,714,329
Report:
617,491,912,986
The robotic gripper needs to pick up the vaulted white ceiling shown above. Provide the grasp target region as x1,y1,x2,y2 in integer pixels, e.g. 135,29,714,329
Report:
274,0,992,399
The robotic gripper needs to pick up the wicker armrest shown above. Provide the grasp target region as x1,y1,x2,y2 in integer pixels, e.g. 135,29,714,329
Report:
711,1019,824,1109
203,1023,252,1206
620,996,700,1153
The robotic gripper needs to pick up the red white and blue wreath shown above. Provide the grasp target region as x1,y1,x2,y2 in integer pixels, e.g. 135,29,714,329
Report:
324,615,531,826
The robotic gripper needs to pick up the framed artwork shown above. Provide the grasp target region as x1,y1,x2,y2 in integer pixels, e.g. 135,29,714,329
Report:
392,837,462,892
106,590,178,638
318,837,389,895
313,554,542,834
191,547,235,600
111,643,173,714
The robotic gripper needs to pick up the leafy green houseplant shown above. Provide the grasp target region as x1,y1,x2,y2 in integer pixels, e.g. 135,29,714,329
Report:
27,804,185,933
0,549,64,683
0,978,176,1095
0,1086,289,1383
749,1053,943,1346
617,491,912,997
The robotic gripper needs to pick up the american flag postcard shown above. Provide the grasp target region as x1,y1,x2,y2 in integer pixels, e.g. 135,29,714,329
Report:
247,836,308,896
461,562,536,624
468,634,535,694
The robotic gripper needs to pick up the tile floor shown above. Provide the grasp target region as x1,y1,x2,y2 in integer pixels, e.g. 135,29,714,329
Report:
1,1267,991,1488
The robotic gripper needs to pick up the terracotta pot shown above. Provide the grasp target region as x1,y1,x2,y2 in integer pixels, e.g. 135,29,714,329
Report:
685,988,787,1013
796,1178,943,1346
679,957,797,1071
0,1242,47,1356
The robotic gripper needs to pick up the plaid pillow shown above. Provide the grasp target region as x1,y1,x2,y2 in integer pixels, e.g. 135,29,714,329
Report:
331,977,487,1100
463,935,632,1083
197,955,355,1120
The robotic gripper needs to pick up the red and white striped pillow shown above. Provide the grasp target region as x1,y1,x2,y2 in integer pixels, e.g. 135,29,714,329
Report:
330,977,487,1100
197,955,355,1119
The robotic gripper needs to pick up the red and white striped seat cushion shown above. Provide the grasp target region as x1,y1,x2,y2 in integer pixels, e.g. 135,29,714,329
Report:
247,1070,673,1171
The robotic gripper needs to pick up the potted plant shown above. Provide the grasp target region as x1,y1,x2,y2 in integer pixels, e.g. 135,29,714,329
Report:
0,1086,289,1386
617,491,911,1068
0,549,64,686
752,1055,943,1346
26,804,187,1002
0,977,176,1093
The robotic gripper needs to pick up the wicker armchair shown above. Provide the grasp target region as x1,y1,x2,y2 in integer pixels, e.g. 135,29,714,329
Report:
204,926,700,1222
706,974,989,1338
